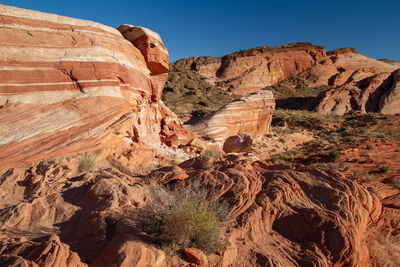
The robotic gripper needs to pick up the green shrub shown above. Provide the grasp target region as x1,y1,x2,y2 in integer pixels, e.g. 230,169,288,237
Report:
378,164,391,173
360,151,370,157
366,144,374,150
328,150,340,162
278,138,286,144
144,182,228,253
78,155,95,172
199,147,224,169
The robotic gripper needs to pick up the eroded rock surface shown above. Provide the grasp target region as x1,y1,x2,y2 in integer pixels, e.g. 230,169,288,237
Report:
0,156,388,267
0,4,194,169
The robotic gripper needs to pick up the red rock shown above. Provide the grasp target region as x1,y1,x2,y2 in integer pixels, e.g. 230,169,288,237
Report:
188,90,275,143
0,234,87,267
222,134,253,153
0,4,194,169
171,43,326,95
182,248,208,266
172,162,382,266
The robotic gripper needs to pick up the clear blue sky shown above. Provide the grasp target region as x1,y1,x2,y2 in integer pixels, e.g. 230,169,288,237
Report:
2,0,399,62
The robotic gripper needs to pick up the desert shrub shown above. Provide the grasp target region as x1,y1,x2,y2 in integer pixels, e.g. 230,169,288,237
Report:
366,144,374,150
78,155,95,172
144,182,228,253
266,133,273,138
360,151,370,157
199,147,224,169
278,138,286,143
328,150,340,162
367,227,400,266
378,164,391,173
271,152,294,163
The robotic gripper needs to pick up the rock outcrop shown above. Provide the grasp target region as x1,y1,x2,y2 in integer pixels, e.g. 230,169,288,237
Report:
0,154,387,267
0,4,194,169
187,90,275,143
316,68,400,115
0,235,87,267
173,158,383,266
298,48,399,115
171,43,326,95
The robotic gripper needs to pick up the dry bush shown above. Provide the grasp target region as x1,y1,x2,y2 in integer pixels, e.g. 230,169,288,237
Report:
142,181,229,253
368,227,400,266
199,147,224,169
78,154,95,172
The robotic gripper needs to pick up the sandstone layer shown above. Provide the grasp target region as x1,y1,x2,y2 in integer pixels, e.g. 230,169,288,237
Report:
187,90,275,143
170,43,326,95
0,4,194,169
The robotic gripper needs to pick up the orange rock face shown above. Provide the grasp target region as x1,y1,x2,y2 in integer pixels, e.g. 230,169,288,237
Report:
187,90,275,143
0,4,194,169
300,49,399,115
171,43,326,95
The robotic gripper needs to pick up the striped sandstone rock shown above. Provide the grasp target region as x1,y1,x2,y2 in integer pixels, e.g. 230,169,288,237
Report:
187,90,275,143
0,4,194,169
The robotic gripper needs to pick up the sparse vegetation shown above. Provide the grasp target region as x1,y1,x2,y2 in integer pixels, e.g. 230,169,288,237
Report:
328,150,340,162
143,182,229,253
378,164,391,173
360,151,370,157
199,147,224,169
78,154,95,172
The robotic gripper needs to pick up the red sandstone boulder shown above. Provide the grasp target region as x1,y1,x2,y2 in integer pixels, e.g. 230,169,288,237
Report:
182,248,208,266
222,134,253,153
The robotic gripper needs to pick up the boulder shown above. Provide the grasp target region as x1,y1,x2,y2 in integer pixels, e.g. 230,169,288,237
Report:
182,248,208,266
187,90,275,143
223,134,253,153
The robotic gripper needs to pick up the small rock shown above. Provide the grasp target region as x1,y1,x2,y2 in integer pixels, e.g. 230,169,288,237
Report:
182,248,208,266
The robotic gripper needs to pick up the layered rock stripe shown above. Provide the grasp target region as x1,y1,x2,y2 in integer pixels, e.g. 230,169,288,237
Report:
188,90,275,143
0,4,193,169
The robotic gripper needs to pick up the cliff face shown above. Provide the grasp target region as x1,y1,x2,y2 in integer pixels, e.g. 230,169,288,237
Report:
170,43,326,95
0,4,194,169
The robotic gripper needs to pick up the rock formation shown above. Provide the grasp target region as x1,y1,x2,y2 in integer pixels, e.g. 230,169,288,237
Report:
0,153,388,267
175,159,383,266
187,90,275,143
0,4,194,169
305,49,399,115
170,43,326,95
